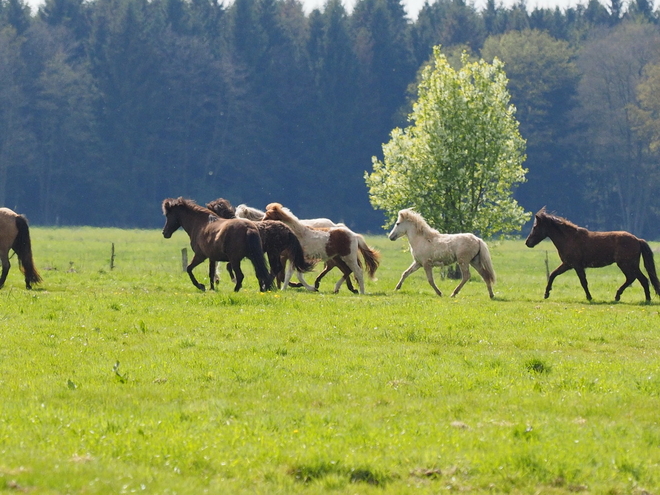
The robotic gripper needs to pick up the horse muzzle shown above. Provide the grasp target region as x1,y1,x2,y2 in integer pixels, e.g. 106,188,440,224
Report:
525,237,539,248
162,230,172,239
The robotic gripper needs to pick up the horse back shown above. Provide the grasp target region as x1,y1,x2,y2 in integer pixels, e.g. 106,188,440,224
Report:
568,230,641,268
415,232,479,265
203,218,256,261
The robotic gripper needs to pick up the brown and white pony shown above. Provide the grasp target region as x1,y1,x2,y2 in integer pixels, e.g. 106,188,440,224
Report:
0,208,41,289
162,198,273,292
263,203,380,294
206,198,315,287
525,207,660,302
388,209,496,298
233,202,356,292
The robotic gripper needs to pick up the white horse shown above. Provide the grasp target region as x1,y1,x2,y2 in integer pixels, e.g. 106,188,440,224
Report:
388,208,496,298
263,203,380,294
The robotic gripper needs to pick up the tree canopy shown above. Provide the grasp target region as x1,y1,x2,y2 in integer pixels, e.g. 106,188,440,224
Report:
366,47,529,236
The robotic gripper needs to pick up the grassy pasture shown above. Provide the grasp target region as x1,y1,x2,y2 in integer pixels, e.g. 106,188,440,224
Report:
1,227,659,494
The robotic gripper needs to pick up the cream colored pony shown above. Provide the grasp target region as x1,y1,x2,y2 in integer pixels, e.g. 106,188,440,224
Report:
388,209,496,298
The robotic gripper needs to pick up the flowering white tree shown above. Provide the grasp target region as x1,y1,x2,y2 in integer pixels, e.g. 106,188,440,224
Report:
365,46,530,237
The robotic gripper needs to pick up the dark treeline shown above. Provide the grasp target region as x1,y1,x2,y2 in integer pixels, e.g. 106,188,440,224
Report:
2,0,660,235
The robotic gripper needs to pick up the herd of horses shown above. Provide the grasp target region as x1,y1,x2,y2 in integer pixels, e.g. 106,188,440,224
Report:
2,201,660,303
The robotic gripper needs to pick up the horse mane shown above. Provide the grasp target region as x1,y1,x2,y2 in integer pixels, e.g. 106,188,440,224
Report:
162,197,211,216
265,203,300,224
537,208,586,234
236,204,265,220
398,208,440,237
206,198,236,219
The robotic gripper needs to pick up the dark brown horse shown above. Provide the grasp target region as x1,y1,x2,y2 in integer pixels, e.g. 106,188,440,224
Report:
525,207,660,302
0,208,41,289
162,198,274,292
206,198,315,288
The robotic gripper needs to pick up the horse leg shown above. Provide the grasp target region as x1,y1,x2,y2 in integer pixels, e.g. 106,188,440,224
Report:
636,271,651,302
281,262,295,290
313,261,334,290
282,257,303,288
226,263,236,283
423,263,443,296
341,257,365,294
395,261,421,291
295,271,317,291
209,260,217,291
545,262,572,299
616,263,649,301
232,262,244,292
332,258,357,294
187,253,208,291
0,252,9,289
470,260,495,298
450,262,471,297
574,267,592,301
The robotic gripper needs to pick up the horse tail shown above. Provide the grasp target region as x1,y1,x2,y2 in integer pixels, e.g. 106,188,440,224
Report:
246,229,274,291
13,215,42,289
640,240,660,296
287,231,315,273
474,238,496,286
357,235,380,279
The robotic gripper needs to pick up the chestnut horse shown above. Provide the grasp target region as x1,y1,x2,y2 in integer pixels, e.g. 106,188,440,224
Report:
206,198,315,287
162,198,273,292
0,208,41,289
263,203,380,294
525,207,660,302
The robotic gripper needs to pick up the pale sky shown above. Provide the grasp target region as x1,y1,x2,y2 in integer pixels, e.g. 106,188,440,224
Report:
305,0,583,18
26,0,583,21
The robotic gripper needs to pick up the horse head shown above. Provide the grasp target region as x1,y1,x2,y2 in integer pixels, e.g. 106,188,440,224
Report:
525,207,548,247
388,209,414,241
263,203,290,223
206,198,236,219
161,197,183,238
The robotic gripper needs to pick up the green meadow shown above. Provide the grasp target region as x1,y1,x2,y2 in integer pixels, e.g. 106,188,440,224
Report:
1,227,659,494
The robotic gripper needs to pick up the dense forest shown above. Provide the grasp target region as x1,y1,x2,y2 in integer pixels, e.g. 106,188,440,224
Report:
2,0,660,236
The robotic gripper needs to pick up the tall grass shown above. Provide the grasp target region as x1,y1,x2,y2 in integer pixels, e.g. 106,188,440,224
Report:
0,227,658,493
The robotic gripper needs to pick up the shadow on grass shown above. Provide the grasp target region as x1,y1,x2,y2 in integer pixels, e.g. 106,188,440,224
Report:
288,462,392,486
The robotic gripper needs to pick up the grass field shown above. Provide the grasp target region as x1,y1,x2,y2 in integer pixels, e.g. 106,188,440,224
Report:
1,227,659,494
